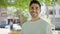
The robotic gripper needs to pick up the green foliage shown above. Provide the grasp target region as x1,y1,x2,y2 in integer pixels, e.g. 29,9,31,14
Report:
15,9,28,22
0,0,7,8
0,0,30,9
56,0,60,4
0,0,60,9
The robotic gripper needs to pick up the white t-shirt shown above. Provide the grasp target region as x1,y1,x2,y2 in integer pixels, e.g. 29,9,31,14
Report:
21,18,52,34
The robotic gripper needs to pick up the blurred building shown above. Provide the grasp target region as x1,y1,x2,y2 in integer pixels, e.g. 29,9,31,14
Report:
0,8,7,28
47,3,60,30
41,2,60,30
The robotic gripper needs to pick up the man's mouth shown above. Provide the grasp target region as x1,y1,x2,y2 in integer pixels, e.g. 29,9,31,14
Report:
32,12,36,14
31,13,37,16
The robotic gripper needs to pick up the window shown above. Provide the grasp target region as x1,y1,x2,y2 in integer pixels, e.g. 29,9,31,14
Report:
49,10,53,15
49,10,56,15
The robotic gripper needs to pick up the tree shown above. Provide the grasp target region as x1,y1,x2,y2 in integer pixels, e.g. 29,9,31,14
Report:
0,0,60,9
15,9,29,25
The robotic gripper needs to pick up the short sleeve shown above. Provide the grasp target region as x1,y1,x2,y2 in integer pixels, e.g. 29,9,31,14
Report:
46,24,53,34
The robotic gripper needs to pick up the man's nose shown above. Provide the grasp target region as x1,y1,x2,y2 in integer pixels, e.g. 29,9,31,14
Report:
33,9,36,12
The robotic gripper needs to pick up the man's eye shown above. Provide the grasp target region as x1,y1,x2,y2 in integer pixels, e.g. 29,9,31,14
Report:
31,7,34,9
36,7,38,9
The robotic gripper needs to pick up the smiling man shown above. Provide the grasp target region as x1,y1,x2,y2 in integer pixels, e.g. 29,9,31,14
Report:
21,0,52,34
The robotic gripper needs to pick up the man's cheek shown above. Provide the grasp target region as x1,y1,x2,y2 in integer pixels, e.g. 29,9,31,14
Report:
30,12,33,14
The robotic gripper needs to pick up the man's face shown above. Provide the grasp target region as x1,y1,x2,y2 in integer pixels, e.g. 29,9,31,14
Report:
29,3,41,17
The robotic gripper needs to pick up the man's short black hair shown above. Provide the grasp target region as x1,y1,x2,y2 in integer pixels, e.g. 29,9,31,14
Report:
29,0,41,7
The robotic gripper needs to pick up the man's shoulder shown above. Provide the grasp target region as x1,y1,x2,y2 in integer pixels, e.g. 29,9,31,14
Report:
39,18,47,23
22,21,30,27
39,18,49,25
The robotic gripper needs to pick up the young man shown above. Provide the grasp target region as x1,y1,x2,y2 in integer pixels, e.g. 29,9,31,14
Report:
21,0,52,34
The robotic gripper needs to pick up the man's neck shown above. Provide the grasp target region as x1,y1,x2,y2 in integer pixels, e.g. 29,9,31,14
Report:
31,16,40,22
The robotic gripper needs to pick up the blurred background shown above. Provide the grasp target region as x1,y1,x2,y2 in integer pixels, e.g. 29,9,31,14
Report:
0,0,60,34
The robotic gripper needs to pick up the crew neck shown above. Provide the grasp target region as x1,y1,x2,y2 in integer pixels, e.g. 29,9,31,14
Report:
30,18,42,23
